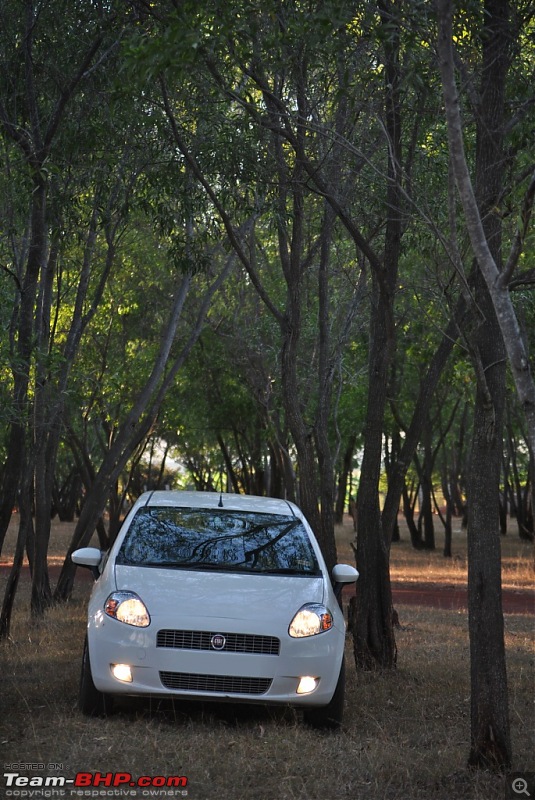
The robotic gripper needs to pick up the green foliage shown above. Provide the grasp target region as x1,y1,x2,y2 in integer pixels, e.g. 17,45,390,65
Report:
0,0,532,519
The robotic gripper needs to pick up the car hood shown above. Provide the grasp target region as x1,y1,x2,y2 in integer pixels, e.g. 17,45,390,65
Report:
113,564,326,623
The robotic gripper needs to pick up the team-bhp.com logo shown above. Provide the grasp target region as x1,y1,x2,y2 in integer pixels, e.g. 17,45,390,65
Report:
3,771,188,797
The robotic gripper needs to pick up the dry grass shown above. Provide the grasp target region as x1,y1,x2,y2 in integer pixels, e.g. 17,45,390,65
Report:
336,516,535,590
0,516,534,800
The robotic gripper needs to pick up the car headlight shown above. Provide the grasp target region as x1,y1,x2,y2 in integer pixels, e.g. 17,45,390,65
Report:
104,592,150,627
289,604,334,637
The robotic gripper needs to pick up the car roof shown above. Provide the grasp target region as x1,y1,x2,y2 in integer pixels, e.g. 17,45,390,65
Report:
136,490,300,518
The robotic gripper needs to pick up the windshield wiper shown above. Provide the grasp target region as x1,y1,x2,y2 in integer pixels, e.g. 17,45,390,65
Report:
142,561,250,572
119,560,317,575
260,567,318,576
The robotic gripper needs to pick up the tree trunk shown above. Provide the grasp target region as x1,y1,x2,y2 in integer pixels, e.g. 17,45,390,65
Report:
402,481,423,549
381,303,465,544
0,10,117,623
466,291,510,767
414,415,436,551
0,480,33,640
315,204,339,572
354,275,397,669
280,301,327,560
441,464,454,558
55,253,234,601
353,0,403,670
335,434,357,525
437,0,513,769
0,177,46,555
30,236,61,617
437,0,535,458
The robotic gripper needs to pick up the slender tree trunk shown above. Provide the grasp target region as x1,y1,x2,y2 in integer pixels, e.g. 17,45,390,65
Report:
437,0,535,457
403,482,422,549
315,205,339,571
0,178,46,555
217,434,242,494
280,298,327,559
466,283,510,767
0,426,26,554
441,462,454,557
335,434,356,525
353,0,402,669
437,0,513,769
55,252,234,601
30,235,60,616
0,480,33,640
415,416,436,551
382,304,465,544
354,274,397,669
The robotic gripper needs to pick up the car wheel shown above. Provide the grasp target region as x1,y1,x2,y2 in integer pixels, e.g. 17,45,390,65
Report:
79,636,113,717
302,656,345,731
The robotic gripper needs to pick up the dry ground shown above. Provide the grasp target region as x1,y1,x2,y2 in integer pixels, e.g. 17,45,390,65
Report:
0,515,533,800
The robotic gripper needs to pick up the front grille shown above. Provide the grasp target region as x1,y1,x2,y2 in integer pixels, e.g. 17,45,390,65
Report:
159,671,272,695
157,629,280,656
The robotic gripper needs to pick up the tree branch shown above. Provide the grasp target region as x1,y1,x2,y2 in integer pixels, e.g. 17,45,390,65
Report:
501,168,535,286
436,0,535,457
159,77,284,324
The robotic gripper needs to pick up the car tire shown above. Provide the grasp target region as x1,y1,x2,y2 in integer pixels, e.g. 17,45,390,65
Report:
302,656,345,731
79,636,114,717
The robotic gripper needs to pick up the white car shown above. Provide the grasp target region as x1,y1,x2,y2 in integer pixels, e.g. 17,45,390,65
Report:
72,491,358,729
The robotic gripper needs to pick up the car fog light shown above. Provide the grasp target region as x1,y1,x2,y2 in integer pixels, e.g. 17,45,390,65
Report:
297,676,318,694
111,663,132,682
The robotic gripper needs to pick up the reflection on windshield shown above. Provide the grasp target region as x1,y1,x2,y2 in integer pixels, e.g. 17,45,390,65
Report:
116,507,320,575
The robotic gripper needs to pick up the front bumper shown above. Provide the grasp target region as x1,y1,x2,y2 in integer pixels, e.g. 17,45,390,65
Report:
87,612,345,708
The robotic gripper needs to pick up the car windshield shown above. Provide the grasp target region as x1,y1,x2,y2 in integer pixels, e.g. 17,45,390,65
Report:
115,507,321,575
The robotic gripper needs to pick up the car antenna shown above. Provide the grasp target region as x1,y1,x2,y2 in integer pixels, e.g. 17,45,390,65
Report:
218,494,224,508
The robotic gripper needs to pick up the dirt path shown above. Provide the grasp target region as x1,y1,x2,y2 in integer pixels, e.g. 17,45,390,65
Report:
341,580,534,615
390,581,534,615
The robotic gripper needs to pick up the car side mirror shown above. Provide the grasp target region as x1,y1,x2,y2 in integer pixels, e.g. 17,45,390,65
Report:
332,563,359,602
72,547,104,580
